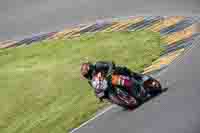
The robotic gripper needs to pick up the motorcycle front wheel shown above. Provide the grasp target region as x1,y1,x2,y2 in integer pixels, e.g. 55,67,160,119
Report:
108,93,138,110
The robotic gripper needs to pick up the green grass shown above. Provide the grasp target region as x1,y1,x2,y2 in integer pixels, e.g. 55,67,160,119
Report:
0,31,163,133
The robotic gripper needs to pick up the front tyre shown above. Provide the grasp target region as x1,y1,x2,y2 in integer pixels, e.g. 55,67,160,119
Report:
108,93,138,110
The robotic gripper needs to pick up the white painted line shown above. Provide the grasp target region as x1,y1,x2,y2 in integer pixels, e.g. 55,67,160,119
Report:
69,105,115,133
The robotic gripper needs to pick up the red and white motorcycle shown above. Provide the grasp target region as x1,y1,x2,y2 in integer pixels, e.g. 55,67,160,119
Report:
91,72,163,110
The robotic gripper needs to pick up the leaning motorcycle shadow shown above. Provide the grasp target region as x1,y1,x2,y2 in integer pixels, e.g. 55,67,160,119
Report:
123,87,168,111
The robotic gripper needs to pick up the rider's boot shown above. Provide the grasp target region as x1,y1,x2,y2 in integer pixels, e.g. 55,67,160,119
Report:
129,78,151,102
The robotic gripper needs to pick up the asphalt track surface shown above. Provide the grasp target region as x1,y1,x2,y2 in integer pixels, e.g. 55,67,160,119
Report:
0,0,200,41
71,34,200,133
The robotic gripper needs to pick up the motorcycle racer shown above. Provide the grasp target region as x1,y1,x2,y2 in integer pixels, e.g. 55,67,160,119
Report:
80,61,146,102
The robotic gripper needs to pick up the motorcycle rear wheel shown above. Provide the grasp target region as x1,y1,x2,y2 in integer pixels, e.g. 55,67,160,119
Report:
143,77,162,96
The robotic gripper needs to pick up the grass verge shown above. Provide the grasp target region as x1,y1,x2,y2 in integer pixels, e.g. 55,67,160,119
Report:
0,31,163,133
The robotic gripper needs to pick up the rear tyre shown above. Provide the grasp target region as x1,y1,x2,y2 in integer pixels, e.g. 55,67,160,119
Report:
143,78,162,96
